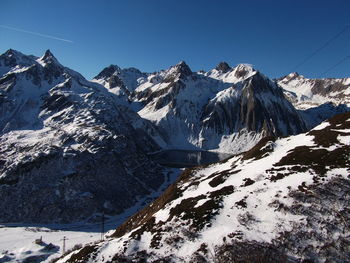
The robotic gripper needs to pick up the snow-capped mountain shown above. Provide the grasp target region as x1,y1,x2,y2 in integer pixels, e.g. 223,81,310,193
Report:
0,49,167,222
0,49,348,225
278,72,350,109
92,64,147,106
95,61,307,153
59,112,350,262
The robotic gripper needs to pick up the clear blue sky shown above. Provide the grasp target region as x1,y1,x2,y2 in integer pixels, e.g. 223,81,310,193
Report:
1,0,349,79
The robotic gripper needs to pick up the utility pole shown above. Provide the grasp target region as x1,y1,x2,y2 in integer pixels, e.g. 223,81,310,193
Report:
60,236,68,254
101,210,105,241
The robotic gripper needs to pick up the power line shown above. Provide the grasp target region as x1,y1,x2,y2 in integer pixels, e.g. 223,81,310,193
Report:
320,55,350,77
291,25,350,72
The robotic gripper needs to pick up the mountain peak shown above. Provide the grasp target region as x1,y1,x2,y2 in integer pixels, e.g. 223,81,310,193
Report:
235,63,254,70
42,49,56,61
232,63,256,79
171,60,192,77
287,72,301,79
0,49,36,68
43,49,54,58
38,49,61,67
5,48,16,56
3,49,25,59
93,64,121,80
215,61,231,73
177,60,187,66
290,72,299,77
278,72,303,82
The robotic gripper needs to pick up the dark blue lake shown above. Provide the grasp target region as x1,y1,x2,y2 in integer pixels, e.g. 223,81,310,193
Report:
149,149,231,168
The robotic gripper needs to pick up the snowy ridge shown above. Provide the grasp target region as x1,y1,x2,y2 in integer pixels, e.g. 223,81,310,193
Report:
59,112,350,262
205,63,257,84
278,72,350,109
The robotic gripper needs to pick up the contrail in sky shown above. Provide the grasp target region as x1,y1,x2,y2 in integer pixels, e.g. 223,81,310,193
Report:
0,24,74,43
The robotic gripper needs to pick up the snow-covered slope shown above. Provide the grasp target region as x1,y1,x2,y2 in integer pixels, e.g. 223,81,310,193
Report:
111,61,306,153
59,112,350,262
0,49,167,223
278,72,350,109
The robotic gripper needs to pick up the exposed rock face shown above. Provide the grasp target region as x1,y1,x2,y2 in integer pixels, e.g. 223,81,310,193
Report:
93,64,120,80
202,72,305,136
60,112,350,263
215,62,231,73
0,49,35,71
0,49,166,223
170,60,193,78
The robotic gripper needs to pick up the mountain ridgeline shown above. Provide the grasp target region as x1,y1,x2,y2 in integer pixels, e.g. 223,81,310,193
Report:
0,49,349,225
94,61,308,153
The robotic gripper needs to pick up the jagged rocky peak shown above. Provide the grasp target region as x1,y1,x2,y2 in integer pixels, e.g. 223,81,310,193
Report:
36,49,64,83
4,48,18,57
94,64,121,80
39,49,61,66
279,72,302,82
0,49,18,67
170,60,192,77
0,49,35,68
233,63,255,79
3,48,28,59
215,61,231,73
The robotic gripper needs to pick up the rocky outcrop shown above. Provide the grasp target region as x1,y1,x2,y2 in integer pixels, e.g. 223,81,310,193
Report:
215,62,231,73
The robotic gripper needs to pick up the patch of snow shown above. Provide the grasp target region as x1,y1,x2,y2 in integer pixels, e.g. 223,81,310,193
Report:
312,121,330,130
337,134,350,145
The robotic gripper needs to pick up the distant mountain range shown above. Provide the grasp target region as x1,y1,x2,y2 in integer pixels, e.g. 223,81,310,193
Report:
93,59,349,153
0,49,349,225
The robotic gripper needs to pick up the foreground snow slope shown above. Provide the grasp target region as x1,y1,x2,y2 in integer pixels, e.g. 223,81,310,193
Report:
59,112,350,263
